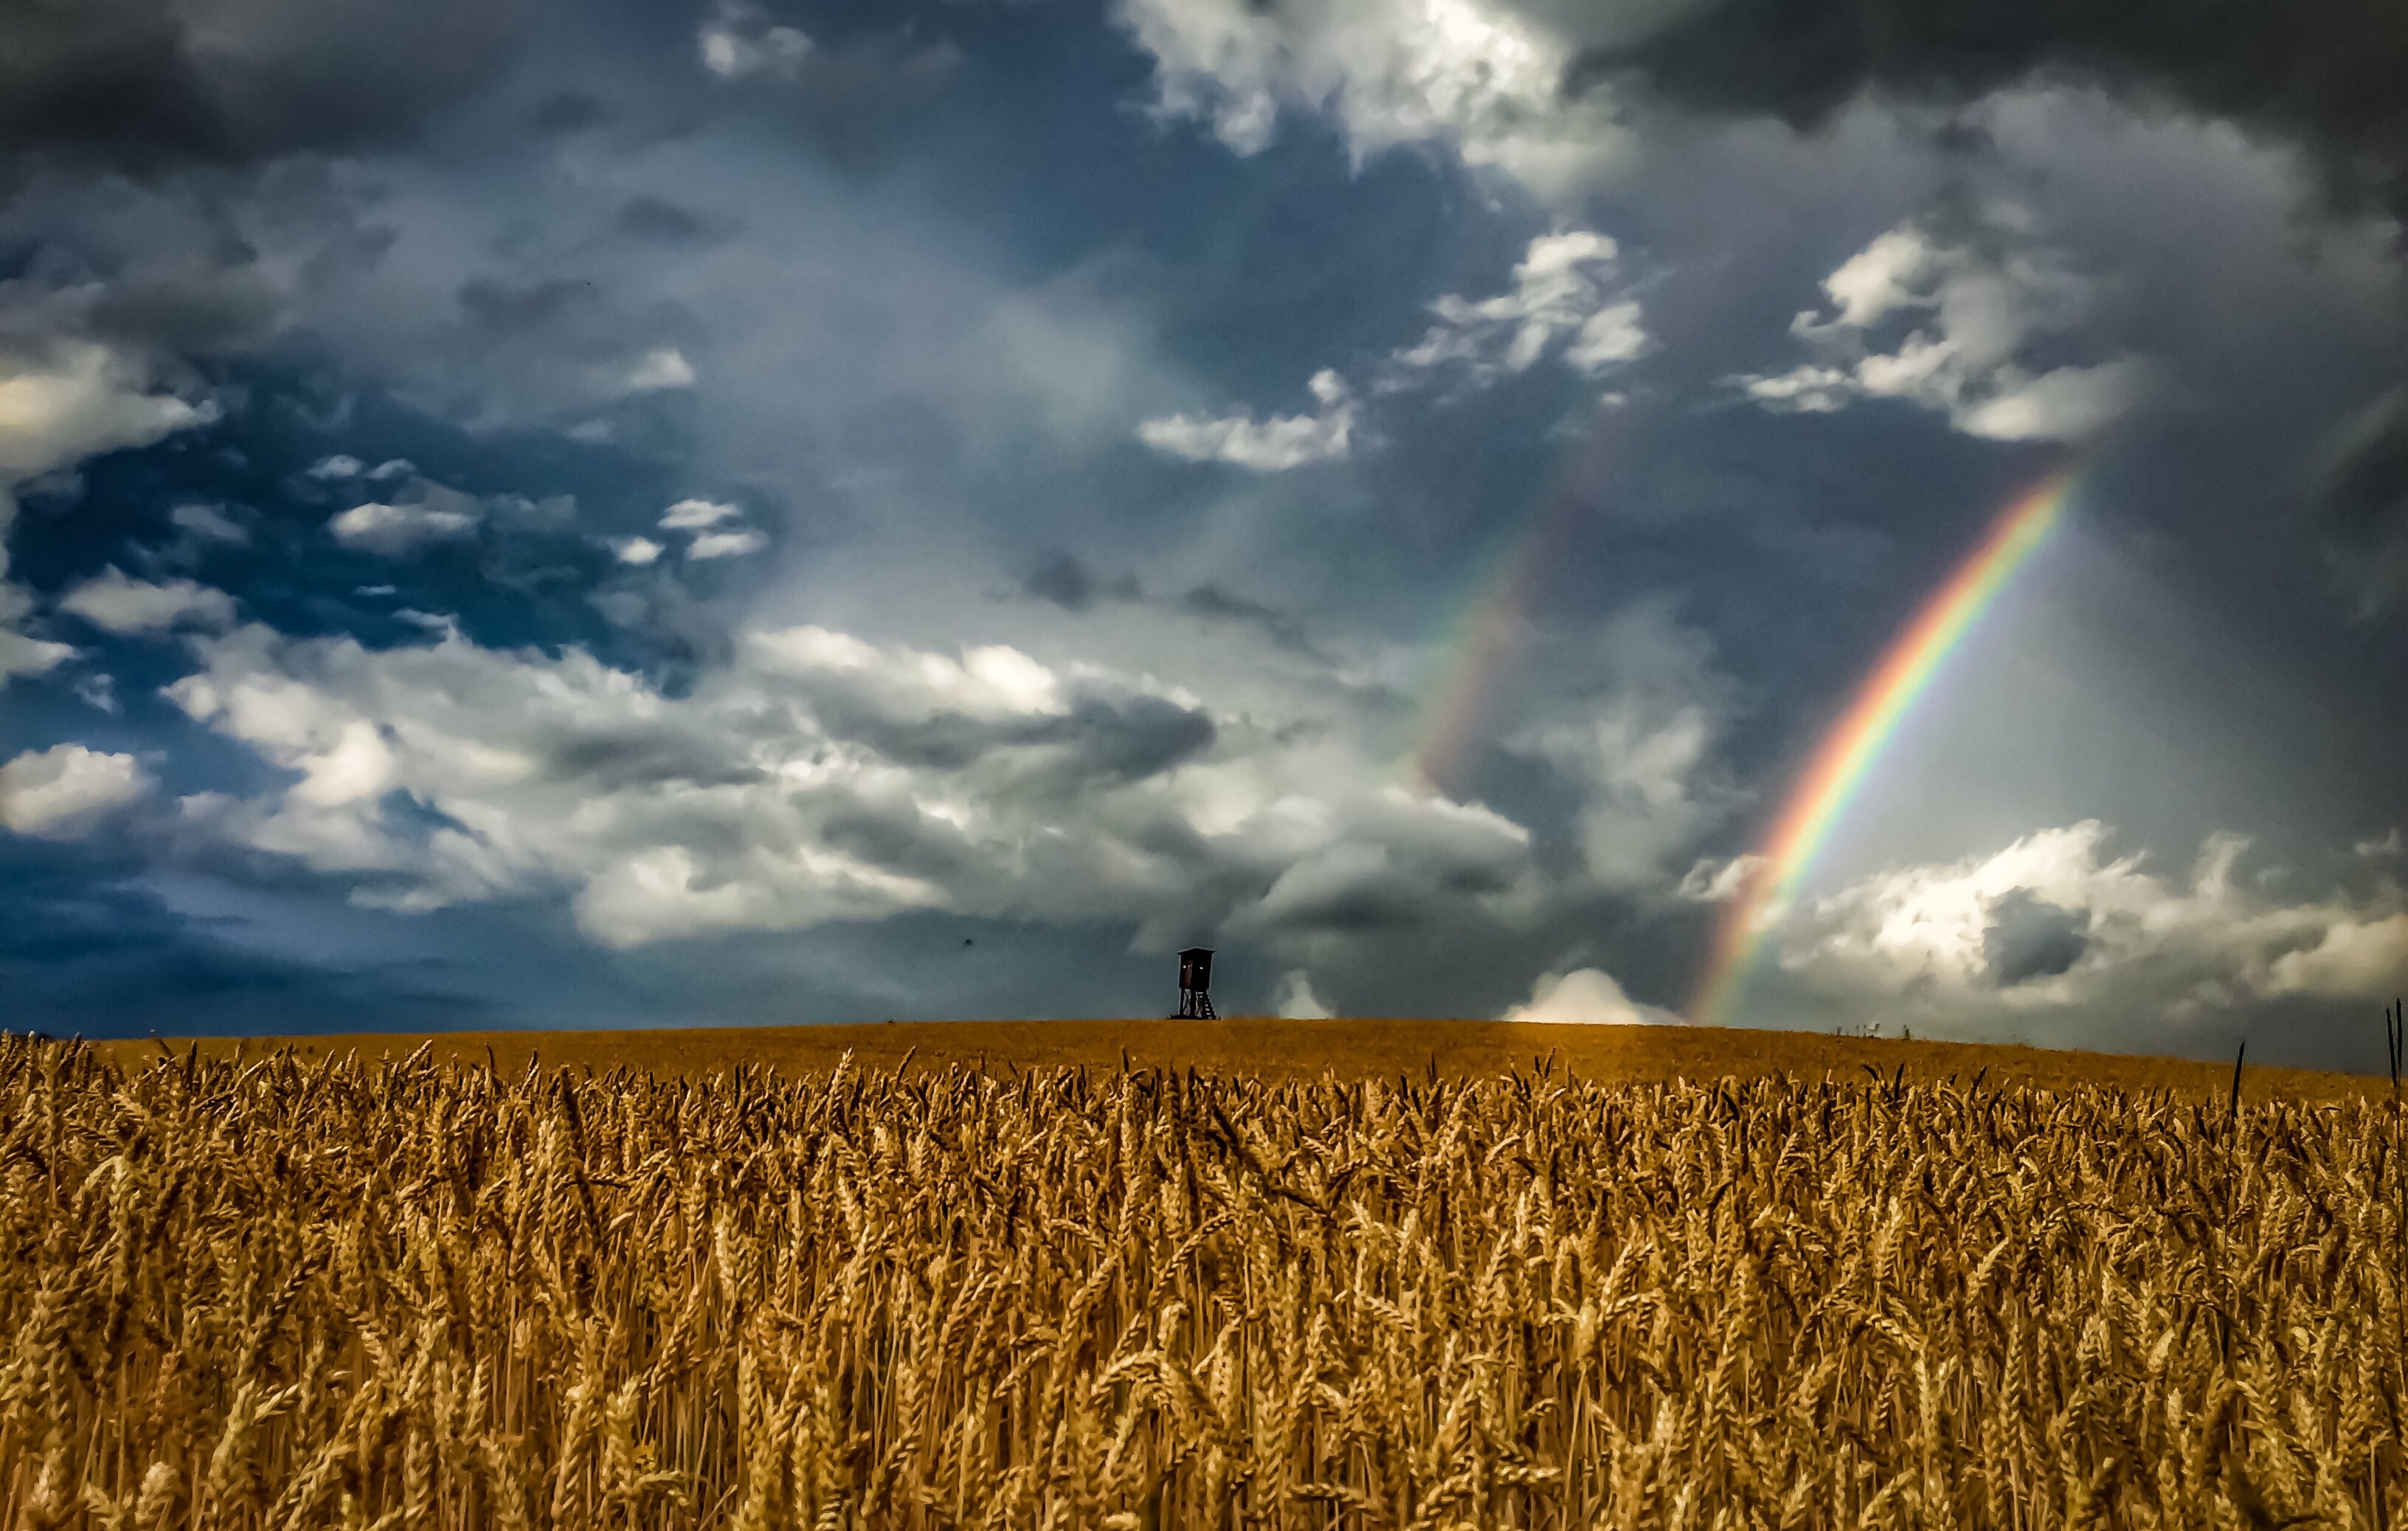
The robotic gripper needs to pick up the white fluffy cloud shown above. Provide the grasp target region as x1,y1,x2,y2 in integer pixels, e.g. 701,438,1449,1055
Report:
161,617,1561,953
1680,852,1765,903
1771,821,2408,1023
1733,211,2151,443
58,567,238,635
1381,231,1648,391
0,744,153,838
625,348,697,392
0,341,214,487
1500,967,1678,1025
654,498,767,559
328,480,483,556
0,339,216,678
0,625,76,682
1115,0,1623,195
1273,970,1335,1018
1141,232,1645,469
698,0,813,80
661,499,741,530
1138,370,1356,471
688,528,769,561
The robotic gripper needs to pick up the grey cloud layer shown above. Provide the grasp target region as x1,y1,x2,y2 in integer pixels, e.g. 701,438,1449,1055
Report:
2311,389,2408,615
157,615,1653,967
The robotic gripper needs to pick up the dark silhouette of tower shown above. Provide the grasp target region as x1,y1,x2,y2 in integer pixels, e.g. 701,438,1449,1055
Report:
1175,947,1217,1019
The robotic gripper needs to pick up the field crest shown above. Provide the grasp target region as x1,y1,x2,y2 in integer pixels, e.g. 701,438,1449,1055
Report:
91,1016,2379,1100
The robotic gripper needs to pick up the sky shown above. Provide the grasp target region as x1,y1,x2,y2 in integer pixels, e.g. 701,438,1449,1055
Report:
1,0,2404,1068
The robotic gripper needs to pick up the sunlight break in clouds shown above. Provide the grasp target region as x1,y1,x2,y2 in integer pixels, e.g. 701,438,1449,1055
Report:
697,0,812,80
1115,0,1625,195
1774,821,2408,1020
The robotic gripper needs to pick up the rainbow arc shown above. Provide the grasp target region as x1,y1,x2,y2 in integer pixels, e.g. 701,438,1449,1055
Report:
1689,469,2080,1026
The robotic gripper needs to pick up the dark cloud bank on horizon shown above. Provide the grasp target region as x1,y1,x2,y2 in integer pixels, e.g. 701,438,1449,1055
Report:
1574,0,2408,221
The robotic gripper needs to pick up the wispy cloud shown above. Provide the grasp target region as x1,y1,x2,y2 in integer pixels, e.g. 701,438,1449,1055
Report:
1731,210,2150,443
1138,370,1355,471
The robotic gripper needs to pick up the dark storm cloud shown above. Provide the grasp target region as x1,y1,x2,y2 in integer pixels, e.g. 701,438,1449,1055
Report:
1024,553,1138,612
1981,888,2089,986
2308,388,2408,612
457,277,607,338
806,689,1215,784
533,91,609,136
1178,584,1323,658
1038,696,1217,784
1260,879,1425,935
0,834,484,1035
533,723,767,792
1019,557,1321,656
83,266,286,356
0,0,522,170
1572,0,2408,218
615,197,722,247
814,803,973,884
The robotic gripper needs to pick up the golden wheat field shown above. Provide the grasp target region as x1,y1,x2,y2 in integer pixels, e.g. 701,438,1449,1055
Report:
4,1027,2405,1530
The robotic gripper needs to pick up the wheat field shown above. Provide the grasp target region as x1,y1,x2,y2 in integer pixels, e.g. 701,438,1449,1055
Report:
3,1031,2403,1529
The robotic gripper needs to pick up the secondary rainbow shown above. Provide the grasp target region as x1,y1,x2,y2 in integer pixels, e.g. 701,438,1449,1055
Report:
1408,500,1574,792
1407,409,1638,792
1689,467,2080,1026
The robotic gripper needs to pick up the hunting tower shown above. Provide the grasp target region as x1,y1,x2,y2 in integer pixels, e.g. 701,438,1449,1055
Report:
1175,947,1217,1020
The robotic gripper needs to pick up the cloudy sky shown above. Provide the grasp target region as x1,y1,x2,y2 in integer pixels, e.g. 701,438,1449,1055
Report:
2,0,2404,1067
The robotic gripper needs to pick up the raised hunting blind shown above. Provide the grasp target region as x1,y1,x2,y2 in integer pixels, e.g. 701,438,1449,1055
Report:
1175,947,1217,1019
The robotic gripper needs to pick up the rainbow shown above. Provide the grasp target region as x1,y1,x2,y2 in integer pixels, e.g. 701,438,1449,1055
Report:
1408,409,1637,793
1689,467,2080,1026
1409,503,1569,792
